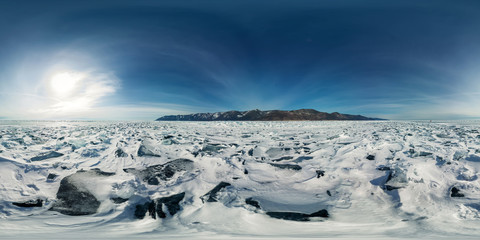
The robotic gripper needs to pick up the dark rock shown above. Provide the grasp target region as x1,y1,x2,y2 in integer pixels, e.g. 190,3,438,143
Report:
111,197,129,204
366,155,375,161
245,197,261,209
269,163,302,171
247,149,254,156
201,182,231,203
326,190,331,196
124,159,194,185
115,148,128,157
316,170,325,178
451,187,464,197
135,192,185,219
244,169,249,174
266,209,329,221
31,151,64,161
12,199,43,208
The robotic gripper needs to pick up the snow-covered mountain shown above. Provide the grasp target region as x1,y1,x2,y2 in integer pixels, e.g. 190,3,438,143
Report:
156,109,384,121
1,120,480,239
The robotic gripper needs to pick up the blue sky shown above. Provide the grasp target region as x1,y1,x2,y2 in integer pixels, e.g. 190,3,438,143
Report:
0,0,480,120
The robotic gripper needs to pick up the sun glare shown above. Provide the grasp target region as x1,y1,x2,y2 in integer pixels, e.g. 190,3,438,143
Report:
50,71,84,98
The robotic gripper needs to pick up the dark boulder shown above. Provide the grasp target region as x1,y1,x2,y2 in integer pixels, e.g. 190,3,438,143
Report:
124,159,194,185
12,199,43,208
134,192,185,219
267,209,329,221
366,155,375,161
201,182,231,203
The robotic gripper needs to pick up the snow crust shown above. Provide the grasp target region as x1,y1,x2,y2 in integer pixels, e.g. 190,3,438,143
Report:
1,120,480,239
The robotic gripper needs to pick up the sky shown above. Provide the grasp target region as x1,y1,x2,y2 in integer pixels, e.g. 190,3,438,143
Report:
0,0,480,120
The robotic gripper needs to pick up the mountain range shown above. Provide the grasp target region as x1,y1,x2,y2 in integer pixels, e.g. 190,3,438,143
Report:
156,109,384,121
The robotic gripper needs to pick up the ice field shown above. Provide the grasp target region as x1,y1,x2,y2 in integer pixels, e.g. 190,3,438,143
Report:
1,120,480,239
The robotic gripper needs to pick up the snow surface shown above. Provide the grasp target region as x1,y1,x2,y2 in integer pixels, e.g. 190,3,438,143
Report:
1,120,480,239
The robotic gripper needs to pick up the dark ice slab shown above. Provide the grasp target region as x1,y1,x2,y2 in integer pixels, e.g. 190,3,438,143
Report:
451,187,464,197
137,144,161,157
267,209,329,221
50,169,114,215
135,192,185,219
30,151,64,161
245,197,261,209
201,182,231,203
12,199,43,208
269,163,302,171
124,158,194,185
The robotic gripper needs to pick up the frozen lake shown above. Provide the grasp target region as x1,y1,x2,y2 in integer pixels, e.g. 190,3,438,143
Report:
1,120,480,239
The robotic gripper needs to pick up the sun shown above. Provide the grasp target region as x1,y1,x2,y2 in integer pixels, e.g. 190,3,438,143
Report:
50,71,84,98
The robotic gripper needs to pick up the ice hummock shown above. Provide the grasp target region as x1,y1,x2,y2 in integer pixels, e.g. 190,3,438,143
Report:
1,120,480,239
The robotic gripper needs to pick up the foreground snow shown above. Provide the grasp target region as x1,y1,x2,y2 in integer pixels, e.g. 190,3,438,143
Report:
1,120,480,239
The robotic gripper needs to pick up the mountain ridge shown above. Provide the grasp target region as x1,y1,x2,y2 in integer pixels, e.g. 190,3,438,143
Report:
156,109,385,121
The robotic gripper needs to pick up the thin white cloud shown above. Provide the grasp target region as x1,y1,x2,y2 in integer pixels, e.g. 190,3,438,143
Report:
33,70,118,118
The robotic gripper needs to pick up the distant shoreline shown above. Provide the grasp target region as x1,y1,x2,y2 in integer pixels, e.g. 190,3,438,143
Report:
156,109,385,121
